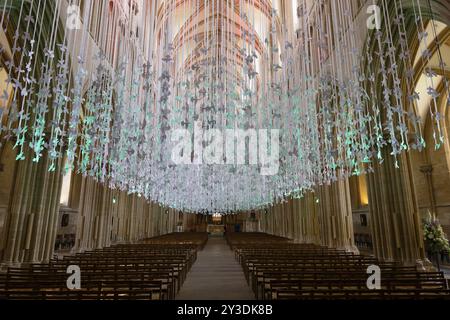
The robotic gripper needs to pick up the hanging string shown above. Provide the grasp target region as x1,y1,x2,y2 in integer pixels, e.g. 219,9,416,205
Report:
0,0,448,213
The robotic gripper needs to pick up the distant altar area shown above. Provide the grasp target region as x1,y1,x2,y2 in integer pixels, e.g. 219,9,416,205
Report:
207,224,224,236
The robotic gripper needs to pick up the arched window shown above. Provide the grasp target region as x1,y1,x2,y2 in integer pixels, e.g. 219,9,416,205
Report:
59,160,73,206
358,174,368,207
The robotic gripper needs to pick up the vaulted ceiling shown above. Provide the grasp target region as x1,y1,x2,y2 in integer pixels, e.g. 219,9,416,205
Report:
153,0,284,82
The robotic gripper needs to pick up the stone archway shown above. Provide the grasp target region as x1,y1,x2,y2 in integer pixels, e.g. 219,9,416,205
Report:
361,1,450,267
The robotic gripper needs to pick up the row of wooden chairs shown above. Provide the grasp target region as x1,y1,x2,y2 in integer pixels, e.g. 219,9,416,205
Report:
0,232,208,300
143,232,209,249
226,233,450,300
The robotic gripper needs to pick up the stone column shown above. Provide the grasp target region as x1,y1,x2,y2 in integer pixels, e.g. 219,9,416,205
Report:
316,179,359,253
294,193,321,245
279,202,287,237
275,202,284,236
367,150,429,267
94,185,114,249
420,165,436,216
287,200,295,239
73,177,179,250
267,205,276,235
0,147,63,267
292,198,301,242
259,208,268,233
74,177,94,251
152,202,161,236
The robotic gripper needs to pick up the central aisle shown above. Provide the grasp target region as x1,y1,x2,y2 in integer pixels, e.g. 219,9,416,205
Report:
176,236,255,300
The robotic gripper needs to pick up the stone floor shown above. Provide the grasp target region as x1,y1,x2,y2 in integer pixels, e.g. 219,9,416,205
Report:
176,236,255,300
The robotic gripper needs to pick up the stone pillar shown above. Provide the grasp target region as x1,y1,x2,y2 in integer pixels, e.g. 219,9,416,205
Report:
154,202,160,236
287,200,295,239
277,202,289,237
294,193,321,245
367,150,429,267
267,205,276,235
94,186,114,249
292,198,301,242
316,179,359,253
75,177,91,251
0,147,63,267
420,165,436,216
260,209,266,232
275,203,284,236
73,176,178,251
